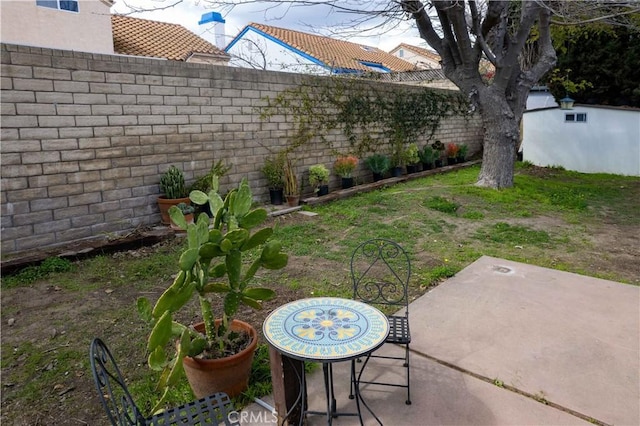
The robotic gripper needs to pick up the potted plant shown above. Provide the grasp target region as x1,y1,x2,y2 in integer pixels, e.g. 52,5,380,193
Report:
138,177,288,412
157,165,190,225
419,145,436,170
170,202,194,231
334,155,358,189
261,154,285,205
309,164,330,196
457,144,468,163
390,142,405,177
365,153,391,182
403,143,421,174
283,157,299,206
432,140,445,168
445,143,459,165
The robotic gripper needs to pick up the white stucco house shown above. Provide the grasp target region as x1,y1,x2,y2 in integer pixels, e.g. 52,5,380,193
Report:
225,23,415,75
0,1,229,64
388,43,441,70
522,105,640,176
1,0,115,54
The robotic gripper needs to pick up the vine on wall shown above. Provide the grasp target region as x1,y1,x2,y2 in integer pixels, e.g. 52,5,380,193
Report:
258,77,471,164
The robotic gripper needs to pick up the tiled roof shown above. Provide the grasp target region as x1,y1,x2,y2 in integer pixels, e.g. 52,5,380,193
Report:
242,23,416,73
390,43,441,63
111,15,229,61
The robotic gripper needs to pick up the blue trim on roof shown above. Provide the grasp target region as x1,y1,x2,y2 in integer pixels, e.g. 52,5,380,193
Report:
358,61,390,72
226,26,326,68
225,26,251,51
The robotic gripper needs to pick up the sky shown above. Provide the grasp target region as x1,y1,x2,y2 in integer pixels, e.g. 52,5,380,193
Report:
110,0,429,52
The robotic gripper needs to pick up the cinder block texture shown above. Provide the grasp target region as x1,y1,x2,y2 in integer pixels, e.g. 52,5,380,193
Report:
1,42,483,254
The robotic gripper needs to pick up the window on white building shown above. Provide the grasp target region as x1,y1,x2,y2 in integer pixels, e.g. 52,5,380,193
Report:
398,49,404,58
36,0,79,12
565,112,587,123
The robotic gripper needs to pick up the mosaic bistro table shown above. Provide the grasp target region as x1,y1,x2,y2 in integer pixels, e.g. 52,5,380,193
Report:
263,297,389,425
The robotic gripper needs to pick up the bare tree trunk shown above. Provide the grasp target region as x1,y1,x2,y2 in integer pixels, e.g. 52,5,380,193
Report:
476,90,520,189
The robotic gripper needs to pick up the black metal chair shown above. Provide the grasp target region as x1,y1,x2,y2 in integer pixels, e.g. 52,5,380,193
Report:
89,338,239,425
350,239,412,405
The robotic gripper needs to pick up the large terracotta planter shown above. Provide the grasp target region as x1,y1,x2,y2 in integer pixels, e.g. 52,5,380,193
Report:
157,196,190,225
183,319,258,399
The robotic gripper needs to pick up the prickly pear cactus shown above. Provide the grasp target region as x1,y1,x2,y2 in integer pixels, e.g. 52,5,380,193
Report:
138,177,288,410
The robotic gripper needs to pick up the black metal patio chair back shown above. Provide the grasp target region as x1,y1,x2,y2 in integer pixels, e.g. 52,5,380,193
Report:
89,337,239,425
350,238,412,405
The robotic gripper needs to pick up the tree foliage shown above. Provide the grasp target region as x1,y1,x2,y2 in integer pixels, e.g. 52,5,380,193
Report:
548,24,640,107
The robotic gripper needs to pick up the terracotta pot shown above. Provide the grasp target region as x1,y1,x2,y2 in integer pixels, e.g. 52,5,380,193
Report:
285,195,300,207
183,319,258,399
157,196,190,225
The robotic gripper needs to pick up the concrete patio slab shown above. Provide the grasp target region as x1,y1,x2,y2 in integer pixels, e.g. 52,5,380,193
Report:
301,349,589,425
242,256,639,425
409,256,639,426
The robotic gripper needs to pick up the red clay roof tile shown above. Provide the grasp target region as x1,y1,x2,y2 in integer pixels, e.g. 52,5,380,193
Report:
246,23,415,73
111,15,228,61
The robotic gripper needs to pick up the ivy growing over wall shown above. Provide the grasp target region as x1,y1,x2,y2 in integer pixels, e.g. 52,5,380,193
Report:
258,80,332,156
258,77,470,164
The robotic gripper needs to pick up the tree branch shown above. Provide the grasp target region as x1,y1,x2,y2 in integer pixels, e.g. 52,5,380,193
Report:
448,1,475,70
401,1,445,57
523,6,556,88
469,1,497,65
493,1,539,90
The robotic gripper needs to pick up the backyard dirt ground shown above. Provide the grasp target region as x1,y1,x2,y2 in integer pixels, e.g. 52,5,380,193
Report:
1,190,639,425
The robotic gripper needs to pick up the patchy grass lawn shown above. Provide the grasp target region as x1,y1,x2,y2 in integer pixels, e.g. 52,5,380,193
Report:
1,163,638,425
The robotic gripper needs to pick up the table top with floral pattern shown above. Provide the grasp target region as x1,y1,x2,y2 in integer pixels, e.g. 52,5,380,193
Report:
263,297,389,362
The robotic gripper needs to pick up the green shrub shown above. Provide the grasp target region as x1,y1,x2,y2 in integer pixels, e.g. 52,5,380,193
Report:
3,257,74,288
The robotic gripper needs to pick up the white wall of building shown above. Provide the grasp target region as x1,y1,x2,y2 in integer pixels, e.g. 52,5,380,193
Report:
1,0,114,54
226,29,329,75
522,106,640,176
390,47,439,69
526,91,558,110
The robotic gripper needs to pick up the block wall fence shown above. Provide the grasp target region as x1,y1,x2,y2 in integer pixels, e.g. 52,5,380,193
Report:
0,43,484,255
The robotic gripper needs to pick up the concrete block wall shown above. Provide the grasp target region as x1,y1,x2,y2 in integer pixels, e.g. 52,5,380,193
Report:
0,43,483,254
